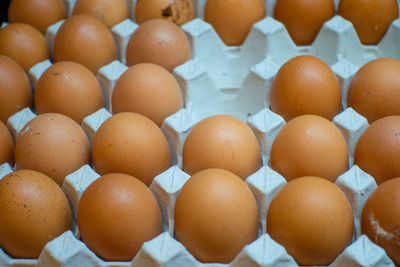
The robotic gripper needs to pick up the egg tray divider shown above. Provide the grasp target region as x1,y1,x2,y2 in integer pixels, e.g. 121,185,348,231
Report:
1,0,400,265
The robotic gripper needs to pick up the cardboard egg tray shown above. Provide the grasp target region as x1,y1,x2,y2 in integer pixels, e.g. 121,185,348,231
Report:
1,0,400,266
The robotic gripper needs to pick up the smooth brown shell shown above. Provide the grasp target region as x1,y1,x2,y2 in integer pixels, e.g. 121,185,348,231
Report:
0,170,72,258
361,177,400,265
78,173,162,261
174,169,258,263
0,121,14,165
0,55,32,123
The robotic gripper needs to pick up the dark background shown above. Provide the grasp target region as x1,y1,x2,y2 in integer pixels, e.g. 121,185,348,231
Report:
1,0,12,25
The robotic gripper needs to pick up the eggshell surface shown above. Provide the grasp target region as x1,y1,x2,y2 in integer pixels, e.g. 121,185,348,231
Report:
204,0,266,46
15,113,91,185
8,0,67,34
92,112,171,186
271,115,348,182
0,170,72,259
182,115,260,179
0,23,50,72
34,61,105,123
77,173,162,261
338,0,399,44
174,168,258,263
126,19,191,72
361,177,400,265
354,116,400,185
270,55,341,122
347,58,400,123
112,63,183,126
267,176,354,266
0,121,14,165
53,14,118,74
273,0,334,45
0,55,32,123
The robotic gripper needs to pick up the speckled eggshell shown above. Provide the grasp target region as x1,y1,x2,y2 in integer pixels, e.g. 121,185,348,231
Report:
338,0,399,45
267,176,354,266
174,168,259,263
270,115,348,182
0,170,72,259
0,55,32,123
354,116,400,185
0,23,50,72
72,0,130,28
78,173,162,261
348,58,400,123
0,121,14,165
182,115,261,179
15,113,91,185
92,112,172,186
361,177,400,265
8,0,67,34
125,19,191,72
53,14,118,74
34,61,105,123
270,55,341,122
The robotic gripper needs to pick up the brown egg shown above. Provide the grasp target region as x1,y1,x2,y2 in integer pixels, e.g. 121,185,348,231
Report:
338,0,399,45
182,115,260,179
126,19,191,72
112,63,183,126
92,112,171,186
0,55,32,123
271,115,348,182
267,176,354,265
8,0,67,34
361,177,400,265
204,0,266,46
35,61,105,123
0,121,14,165
0,170,72,258
354,116,400,185
174,168,258,263
270,55,341,122
73,0,130,28
78,173,162,261
53,14,118,74
135,0,195,26
0,23,50,72
348,58,400,123
274,0,334,45
15,113,91,185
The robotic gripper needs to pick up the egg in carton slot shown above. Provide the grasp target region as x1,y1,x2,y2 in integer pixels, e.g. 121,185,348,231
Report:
1,0,400,266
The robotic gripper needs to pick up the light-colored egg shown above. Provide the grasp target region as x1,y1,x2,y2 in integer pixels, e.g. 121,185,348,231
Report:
182,115,260,179
15,113,91,185
0,55,32,123
34,61,104,123
354,116,400,185
0,121,14,165
270,55,341,122
267,176,354,265
361,177,400,265
112,63,183,127
72,0,130,28
0,170,72,258
348,58,400,123
204,0,266,46
53,14,118,74
8,0,67,34
274,0,334,45
174,168,258,263
92,112,171,186
126,19,191,72
78,173,162,261
338,0,399,45
135,0,195,26
271,115,348,182
0,23,50,72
